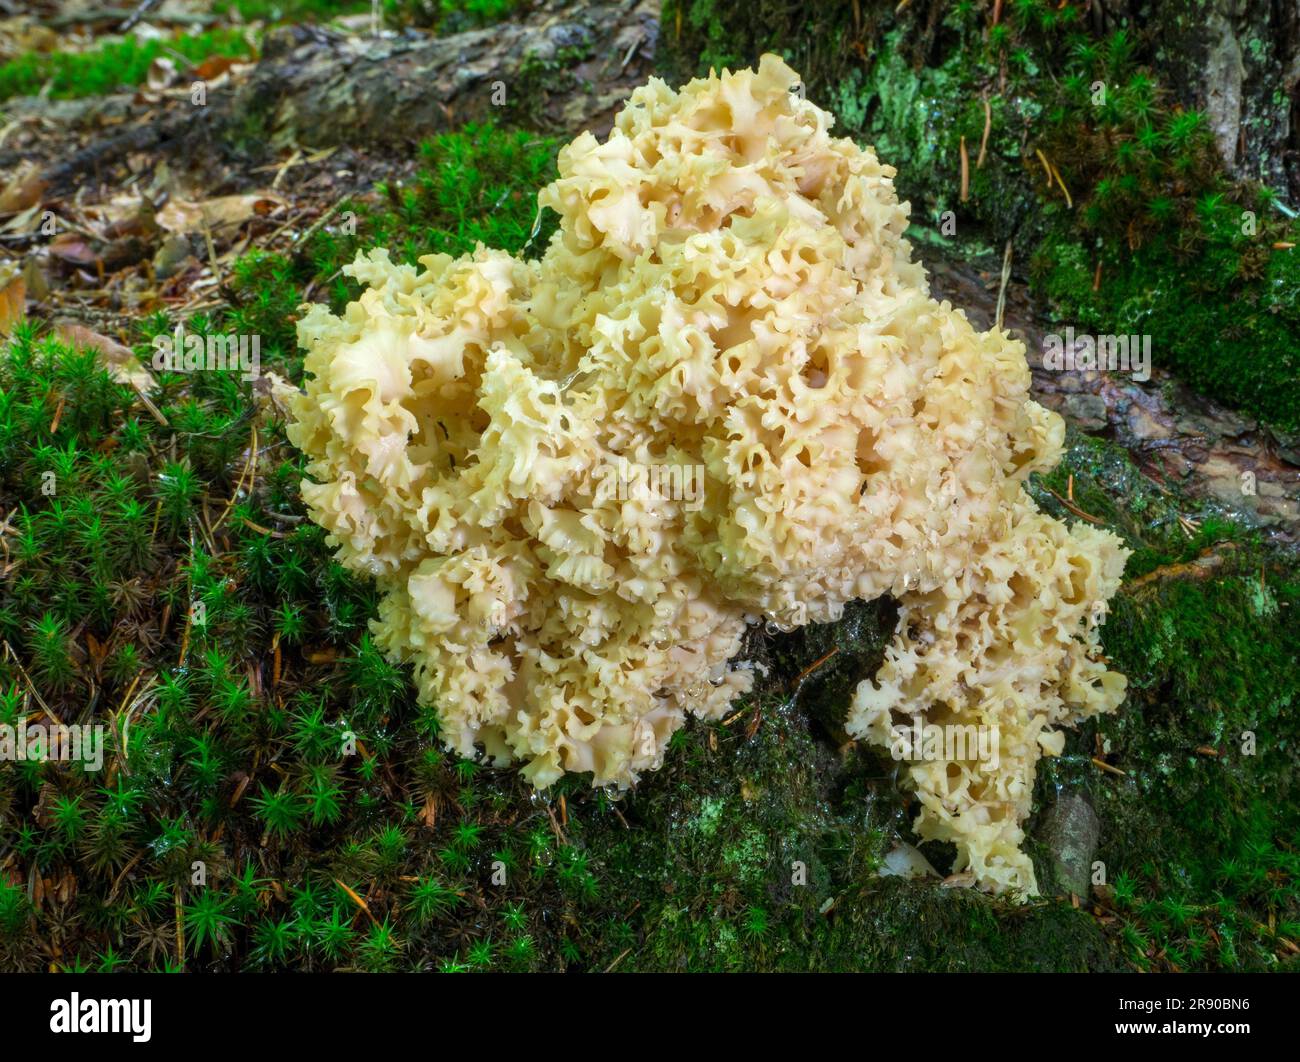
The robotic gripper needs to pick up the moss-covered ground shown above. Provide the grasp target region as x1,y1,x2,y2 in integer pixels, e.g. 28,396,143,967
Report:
0,28,256,102
0,1,1296,972
665,0,1300,431
0,1,520,103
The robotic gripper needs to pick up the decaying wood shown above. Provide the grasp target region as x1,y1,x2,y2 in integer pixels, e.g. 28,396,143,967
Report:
228,0,659,149
6,0,659,189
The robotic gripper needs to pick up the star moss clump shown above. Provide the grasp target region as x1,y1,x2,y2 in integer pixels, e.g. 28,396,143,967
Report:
0,124,600,974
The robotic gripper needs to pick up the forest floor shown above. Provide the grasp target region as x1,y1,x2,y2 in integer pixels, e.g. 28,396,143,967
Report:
0,0,1297,973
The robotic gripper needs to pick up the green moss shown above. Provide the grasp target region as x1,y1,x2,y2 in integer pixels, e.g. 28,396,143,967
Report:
381,0,522,33
496,43,596,132
828,29,987,242
0,124,572,974
660,0,864,98
1033,221,1300,430
3,11,1297,971
0,29,255,102
1083,562,1300,970
215,0,368,21
571,681,1123,971
662,1,1300,428
1025,431,1300,970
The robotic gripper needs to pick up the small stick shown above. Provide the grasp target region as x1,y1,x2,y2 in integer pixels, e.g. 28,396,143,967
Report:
977,97,991,169
1043,483,1104,524
293,201,341,247
994,238,1013,332
201,218,222,289
108,849,146,901
241,517,288,539
1034,148,1054,190
49,394,66,434
174,885,184,969
545,802,567,844
212,423,257,533
1049,159,1073,208
792,647,839,689
2,640,65,726
119,0,163,33
334,878,379,926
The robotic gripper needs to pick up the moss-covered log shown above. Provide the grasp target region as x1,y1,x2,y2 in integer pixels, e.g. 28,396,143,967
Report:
227,0,659,147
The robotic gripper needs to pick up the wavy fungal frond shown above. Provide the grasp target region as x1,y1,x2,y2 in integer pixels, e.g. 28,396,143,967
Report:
280,55,1129,896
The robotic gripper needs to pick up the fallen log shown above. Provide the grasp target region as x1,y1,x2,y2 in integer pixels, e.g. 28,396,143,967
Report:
2,1,659,188
228,0,659,148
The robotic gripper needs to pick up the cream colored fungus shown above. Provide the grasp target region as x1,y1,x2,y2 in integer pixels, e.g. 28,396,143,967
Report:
280,55,1129,895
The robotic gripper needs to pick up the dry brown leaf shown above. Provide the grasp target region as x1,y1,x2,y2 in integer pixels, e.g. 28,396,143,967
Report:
0,160,46,215
193,55,239,80
0,17,59,59
54,321,155,392
0,263,24,335
0,203,42,235
98,194,150,227
156,192,287,236
22,256,48,301
48,233,99,267
146,56,178,92
55,869,76,906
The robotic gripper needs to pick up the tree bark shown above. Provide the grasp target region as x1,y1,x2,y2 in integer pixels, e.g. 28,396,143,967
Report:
1134,0,1300,196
